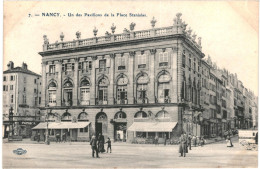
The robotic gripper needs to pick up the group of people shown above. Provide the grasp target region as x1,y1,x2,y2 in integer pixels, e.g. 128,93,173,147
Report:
90,133,112,158
179,133,206,157
56,133,67,143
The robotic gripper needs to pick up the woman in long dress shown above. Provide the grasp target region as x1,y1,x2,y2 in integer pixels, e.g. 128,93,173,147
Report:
226,136,233,147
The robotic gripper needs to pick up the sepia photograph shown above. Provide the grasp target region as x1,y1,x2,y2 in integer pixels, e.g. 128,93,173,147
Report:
2,0,259,168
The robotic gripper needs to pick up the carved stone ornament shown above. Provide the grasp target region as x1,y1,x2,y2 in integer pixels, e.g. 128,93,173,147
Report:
187,27,192,36
91,55,97,60
105,31,111,36
150,49,156,55
198,37,202,46
129,22,136,31
123,28,130,34
129,51,135,57
192,33,197,41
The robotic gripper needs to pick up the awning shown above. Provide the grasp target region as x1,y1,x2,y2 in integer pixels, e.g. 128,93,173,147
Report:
128,122,177,132
32,122,91,129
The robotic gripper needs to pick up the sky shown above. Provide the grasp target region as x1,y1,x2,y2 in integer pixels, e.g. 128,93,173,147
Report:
3,1,259,95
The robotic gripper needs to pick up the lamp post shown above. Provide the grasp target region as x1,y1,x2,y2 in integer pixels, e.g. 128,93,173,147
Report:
45,109,51,145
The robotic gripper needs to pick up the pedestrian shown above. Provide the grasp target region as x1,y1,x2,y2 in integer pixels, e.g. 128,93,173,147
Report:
98,133,105,153
226,136,233,147
105,137,112,153
62,132,66,143
187,133,192,150
43,132,46,142
192,135,197,147
179,132,187,157
56,132,60,143
255,132,258,145
90,135,99,158
200,136,205,147
37,132,40,142
154,135,159,145
196,136,200,146
164,133,167,146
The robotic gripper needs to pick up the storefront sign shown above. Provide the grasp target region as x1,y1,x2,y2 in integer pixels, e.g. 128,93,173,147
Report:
21,122,36,125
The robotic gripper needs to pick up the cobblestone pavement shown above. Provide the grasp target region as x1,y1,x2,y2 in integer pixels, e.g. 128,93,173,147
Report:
3,137,258,168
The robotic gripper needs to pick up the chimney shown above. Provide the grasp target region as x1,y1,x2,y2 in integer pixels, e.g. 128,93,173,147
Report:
22,62,28,70
7,61,14,70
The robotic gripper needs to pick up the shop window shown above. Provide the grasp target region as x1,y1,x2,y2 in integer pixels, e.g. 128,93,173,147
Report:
80,127,88,133
136,132,146,138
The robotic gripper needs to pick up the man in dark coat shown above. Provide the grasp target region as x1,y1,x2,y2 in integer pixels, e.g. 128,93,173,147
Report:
179,133,187,157
90,135,99,158
98,133,105,153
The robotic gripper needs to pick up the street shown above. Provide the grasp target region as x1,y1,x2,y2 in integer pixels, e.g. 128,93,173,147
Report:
3,137,258,168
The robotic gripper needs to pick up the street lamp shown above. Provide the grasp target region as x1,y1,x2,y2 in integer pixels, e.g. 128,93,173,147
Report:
45,109,51,145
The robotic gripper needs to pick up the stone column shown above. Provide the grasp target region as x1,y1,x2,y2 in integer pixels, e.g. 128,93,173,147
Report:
90,56,97,105
148,49,155,103
108,54,115,104
56,60,62,106
41,62,47,107
73,58,79,106
128,52,135,104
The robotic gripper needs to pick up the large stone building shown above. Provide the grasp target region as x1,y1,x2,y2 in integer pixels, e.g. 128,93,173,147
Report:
35,13,257,142
3,62,42,138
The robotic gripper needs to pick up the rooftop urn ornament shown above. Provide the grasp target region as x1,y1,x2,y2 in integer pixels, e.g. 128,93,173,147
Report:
93,27,98,37
105,31,111,36
150,17,157,28
111,23,116,34
43,35,49,45
129,22,136,31
174,12,182,25
182,21,188,31
198,37,202,46
76,31,81,40
123,28,130,34
60,32,64,42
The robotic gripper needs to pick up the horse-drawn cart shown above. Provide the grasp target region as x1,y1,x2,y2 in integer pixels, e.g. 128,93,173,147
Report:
238,130,258,151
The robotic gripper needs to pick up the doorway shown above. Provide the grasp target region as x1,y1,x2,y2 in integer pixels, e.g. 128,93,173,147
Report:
95,112,108,138
114,123,127,142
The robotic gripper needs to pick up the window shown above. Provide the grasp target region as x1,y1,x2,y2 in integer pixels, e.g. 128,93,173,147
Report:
62,63,75,72
34,89,37,93
97,78,108,105
79,61,92,71
159,52,168,67
136,74,149,103
137,54,147,68
23,95,26,104
134,111,148,118
35,97,37,106
189,58,191,69
117,76,128,104
99,60,106,68
3,76,6,81
24,87,26,92
156,111,170,118
80,127,88,133
158,74,171,103
11,95,13,103
49,90,57,104
34,79,37,84
182,51,186,67
10,85,13,90
118,56,126,70
3,85,5,91
6,85,8,91
10,76,14,81
39,97,41,105
80,88,90,105
24,77,26,83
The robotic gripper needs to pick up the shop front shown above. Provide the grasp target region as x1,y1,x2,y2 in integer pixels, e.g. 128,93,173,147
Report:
128,122,178,144
32,121,91,142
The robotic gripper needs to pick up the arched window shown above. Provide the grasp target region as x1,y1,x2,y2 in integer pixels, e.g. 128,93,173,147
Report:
134,111,148,119
117,76,128,104
62,111,71,120
156,110,170,119
136,74,149,103
78,112,88,120
63,79,73,106
97,77,108,105
157,73,171,103
114,111,127,119
48,81,57,106
80,79,90,105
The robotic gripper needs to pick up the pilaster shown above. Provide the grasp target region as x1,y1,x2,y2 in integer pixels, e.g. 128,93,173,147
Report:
108,54,115,104
148,49,155,103
56,60,62,106
128,52,135,104
73,58,79,106
41,62,47,107
90,56,97,105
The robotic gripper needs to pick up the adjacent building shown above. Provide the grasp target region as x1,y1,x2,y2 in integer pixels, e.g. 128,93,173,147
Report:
3,62,42,138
